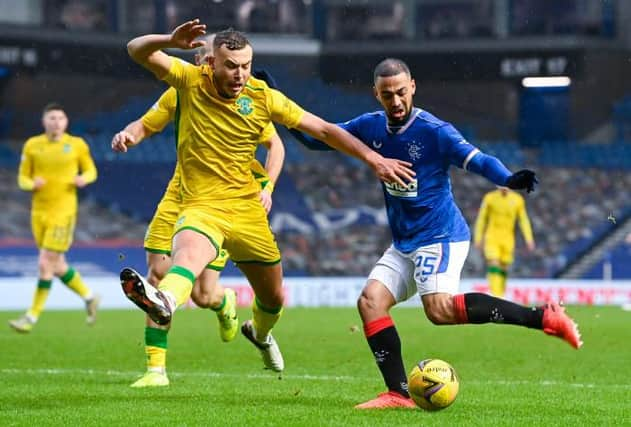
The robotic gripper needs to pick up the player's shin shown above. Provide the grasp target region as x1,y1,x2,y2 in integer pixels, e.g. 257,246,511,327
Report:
363,316,409,397
252,297,282,342
453,293,543,329
26,279,53,320
158,265,195,308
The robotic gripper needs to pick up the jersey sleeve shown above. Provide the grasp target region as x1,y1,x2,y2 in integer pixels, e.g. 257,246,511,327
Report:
438,124,479,169
17,139,34,191
338,115,367,141
267,88,305,129
161,57,198,90
257,122,277,143
77,138,98,184
141,88,177,133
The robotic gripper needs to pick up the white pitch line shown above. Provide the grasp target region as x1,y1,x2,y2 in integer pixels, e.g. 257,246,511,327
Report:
2,368,631,389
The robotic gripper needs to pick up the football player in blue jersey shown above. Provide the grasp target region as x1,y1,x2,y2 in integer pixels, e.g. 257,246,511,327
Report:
292,58,582,409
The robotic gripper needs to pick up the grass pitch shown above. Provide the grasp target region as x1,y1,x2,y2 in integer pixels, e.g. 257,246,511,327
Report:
1,305,630,426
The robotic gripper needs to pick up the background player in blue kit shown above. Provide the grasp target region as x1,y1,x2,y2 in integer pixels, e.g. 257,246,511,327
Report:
293,58,582,409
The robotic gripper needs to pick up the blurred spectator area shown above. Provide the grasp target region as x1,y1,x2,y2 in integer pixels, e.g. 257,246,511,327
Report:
321,0,615,41
0,0,618,39
0,0,312,35
2,141,631,278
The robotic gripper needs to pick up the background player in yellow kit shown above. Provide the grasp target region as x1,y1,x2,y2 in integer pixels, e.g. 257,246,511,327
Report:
9,103,100,333
111,37,285,387
121,20,414,374
474,186,535,297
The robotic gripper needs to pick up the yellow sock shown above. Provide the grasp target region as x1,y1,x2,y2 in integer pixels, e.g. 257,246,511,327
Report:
145,327,167,373
60,267,91,299
26,279,52,320
158,265,195,307
487,267,506,297
252,297,282,342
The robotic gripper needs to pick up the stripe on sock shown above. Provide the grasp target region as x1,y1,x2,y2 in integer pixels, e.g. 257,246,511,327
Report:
363,316,394,337
453,294,468,323
59,267,76,284
145,327,168,349
37,279,52,289
255,296,282,314
167,265,195,284
488,266,506,276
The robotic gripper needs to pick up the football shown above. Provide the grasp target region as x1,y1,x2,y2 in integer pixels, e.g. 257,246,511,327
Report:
408,359,460,411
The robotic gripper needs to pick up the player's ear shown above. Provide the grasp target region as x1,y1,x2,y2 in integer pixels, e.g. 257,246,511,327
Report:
373,86,379,100
411,78,416,95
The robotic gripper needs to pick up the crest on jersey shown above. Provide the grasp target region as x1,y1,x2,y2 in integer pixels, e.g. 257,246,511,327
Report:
407,141,423,161
63,143,71,153
236,96,254,115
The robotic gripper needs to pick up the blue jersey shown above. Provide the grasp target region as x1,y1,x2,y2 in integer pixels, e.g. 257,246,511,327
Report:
340,108,479,253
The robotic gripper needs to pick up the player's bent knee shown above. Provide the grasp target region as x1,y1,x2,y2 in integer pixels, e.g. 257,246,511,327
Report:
357,286,390,316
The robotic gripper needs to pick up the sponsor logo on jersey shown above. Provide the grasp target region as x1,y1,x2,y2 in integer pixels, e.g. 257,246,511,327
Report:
372,140,383,149
63,143,71,153
384,178,418,198
236,96,254,115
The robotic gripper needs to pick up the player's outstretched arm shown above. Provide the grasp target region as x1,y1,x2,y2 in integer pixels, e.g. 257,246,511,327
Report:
127,19,207,78
288,128,333,151
112,119,153,153
296,112,415,186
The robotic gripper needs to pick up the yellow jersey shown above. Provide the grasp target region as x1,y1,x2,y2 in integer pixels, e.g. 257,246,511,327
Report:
18,133,97,215
474,189,534,245
141,85,278,198
162,58,303,201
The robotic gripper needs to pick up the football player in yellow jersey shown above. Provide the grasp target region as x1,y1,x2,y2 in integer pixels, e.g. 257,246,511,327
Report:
120,20,414,373
112,87,284,387
474,186,535,297
111,35,285,387
9,103,100,333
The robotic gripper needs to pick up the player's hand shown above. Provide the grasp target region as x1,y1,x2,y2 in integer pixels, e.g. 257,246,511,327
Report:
170,19,207,50
111,131,136,152
33,177,45,190
368,153,415,187
74,176,87,188
474,241,482,251
526,241,536,252
260,189,273,214
506,169,538,193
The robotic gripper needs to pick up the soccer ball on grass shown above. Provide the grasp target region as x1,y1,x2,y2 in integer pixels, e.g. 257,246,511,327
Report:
407,358,459,411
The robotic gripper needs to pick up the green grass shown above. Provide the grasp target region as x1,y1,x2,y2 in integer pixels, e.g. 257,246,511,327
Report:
1,306,630,426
